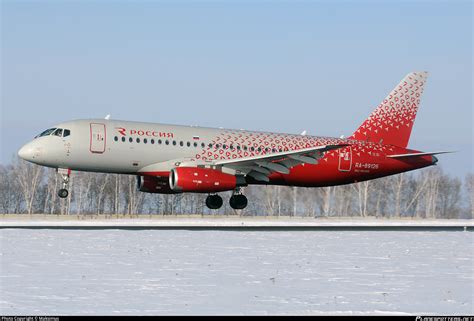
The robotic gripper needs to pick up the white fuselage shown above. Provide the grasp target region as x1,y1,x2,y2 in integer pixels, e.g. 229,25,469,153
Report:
18,119,340,175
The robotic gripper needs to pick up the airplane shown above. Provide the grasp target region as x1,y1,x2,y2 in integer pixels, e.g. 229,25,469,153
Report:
18,72,450,210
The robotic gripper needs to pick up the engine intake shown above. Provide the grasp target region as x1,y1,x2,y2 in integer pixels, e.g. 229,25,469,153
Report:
169,167,237,193
137,175,180,194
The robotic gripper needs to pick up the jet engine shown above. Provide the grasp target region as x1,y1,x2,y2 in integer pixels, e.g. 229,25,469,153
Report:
137,175,180,194
169,167,237,193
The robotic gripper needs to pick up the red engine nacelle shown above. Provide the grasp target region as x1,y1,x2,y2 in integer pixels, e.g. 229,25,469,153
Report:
169,167,237,193
137,175,180,194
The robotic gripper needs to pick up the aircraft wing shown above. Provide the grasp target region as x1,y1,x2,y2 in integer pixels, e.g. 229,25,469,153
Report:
214,144,349,182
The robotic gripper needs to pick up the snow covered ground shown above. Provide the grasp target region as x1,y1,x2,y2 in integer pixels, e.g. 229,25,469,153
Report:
0,229,472,315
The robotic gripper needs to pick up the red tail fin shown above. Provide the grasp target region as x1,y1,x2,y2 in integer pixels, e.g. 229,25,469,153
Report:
349,72,428,148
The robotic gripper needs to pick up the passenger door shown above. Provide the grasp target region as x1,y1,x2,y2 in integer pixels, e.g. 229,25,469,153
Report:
90,123,106,153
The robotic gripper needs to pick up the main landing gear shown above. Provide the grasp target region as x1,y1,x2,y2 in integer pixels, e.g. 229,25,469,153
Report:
229,188,248,210
205,188,248,210
205,194,223,210
57,168,71,198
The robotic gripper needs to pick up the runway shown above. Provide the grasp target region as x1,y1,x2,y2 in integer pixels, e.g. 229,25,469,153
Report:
0,215,472,231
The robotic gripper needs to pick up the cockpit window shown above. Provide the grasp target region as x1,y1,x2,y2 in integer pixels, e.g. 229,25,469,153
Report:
35,127,71,138
53,128,63,137
37,128,57,138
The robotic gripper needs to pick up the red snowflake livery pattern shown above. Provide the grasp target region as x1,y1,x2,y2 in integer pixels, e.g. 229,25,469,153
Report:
179,72,436,188
349,72,428,148
195,131,397,162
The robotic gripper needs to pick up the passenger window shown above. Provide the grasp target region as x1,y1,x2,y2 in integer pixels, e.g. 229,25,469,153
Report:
63,129,71,137
223,144,227,149
172,140,177,146
129,137,133,143
165,140,169,145
193,142,197,147
136,138,140,143
151,139,155,144
158,139,162,144
201,143,205,148
187,142,191,147
114,136,118,142
122,137,126,142
208,143,213,148
179,141,184,147
144,138,147,144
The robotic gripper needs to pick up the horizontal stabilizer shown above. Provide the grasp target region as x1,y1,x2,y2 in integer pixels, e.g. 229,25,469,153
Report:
387,151,454,159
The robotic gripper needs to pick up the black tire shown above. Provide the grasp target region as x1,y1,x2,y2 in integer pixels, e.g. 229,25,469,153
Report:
206,194,223,209
229,194,248,210
58,189,69,198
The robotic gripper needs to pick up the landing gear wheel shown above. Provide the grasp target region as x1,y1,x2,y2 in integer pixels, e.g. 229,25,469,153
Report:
57,168,71,199
206,194,223,210
58,188,69,198
229,194,248,210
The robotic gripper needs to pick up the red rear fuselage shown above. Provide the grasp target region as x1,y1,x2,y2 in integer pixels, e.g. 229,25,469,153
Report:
258,141,435,187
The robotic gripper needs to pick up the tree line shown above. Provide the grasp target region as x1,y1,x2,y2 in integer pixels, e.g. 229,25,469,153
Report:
0,158,472,218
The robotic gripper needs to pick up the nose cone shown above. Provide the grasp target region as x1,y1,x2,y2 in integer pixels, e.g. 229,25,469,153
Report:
18,143,34,162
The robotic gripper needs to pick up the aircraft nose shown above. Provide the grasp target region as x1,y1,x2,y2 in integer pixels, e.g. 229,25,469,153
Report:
18,143,34,161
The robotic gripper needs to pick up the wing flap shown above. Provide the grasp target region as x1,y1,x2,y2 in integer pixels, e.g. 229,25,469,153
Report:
255,161,290,174
288,154,318,164
247,171,270,182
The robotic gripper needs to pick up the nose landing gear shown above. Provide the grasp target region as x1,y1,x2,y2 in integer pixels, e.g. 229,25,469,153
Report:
57,168,71,198
58,188,69,198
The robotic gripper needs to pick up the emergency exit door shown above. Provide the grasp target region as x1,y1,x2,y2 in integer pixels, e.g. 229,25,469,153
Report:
338,146,352,172
90,123,106,153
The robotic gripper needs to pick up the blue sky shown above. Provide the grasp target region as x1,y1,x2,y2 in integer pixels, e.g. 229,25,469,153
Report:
1,1,472,178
